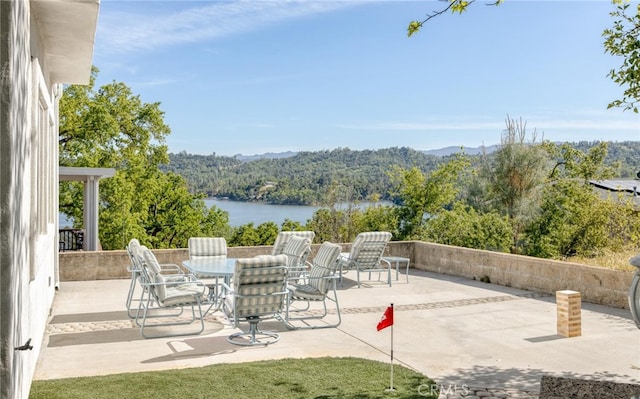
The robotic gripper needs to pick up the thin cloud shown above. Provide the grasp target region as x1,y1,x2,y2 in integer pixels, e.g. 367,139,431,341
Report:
97,1,357,55
337,116,640,132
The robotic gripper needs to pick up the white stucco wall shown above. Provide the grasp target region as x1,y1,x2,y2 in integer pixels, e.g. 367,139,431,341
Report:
1,1,60,397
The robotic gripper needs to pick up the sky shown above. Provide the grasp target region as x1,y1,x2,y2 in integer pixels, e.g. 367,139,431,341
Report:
92,0,640,157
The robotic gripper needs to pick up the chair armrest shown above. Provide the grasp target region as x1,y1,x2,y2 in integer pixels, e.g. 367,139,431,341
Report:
159,263,184,274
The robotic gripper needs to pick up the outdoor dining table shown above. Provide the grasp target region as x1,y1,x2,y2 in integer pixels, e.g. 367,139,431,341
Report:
182,257,237,315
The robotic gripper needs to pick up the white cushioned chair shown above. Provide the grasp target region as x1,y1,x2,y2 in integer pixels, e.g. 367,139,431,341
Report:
188,237,227,259
135,246,206,338
280,234,312,283
287,241,342,329
272,231,315,256
125,238,183,319
221,254,289,346
338,231,392,287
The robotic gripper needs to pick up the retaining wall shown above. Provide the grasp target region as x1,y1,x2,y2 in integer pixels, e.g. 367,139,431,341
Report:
412,241,633,309
58,240,634,309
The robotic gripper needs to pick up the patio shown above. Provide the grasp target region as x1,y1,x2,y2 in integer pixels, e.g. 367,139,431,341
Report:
34,268,639,398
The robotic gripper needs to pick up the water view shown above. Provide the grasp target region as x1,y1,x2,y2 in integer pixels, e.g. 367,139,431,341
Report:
59,199,392,229
206,198,320,227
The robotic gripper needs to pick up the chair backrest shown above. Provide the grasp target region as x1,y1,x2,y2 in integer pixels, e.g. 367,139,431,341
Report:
126,238,143,271
348,231,392,269
232,254,289,318
188,237,227,259
307,242,342,295
137,246,165,300
281,235,312,276
272,231,315,255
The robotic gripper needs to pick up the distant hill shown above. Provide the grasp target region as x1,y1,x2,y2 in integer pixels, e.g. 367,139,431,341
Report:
231,145,499,161
422,145,499,157
165,141,639,205
234,151,298,162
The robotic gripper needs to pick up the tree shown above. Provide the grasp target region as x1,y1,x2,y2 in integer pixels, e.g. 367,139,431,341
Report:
59,67,229,249
524,180,640,259
544,141,619,182
423,202,512,252
479,117,548,253
407,0,502,37
603,1,640,112
390,153,470,239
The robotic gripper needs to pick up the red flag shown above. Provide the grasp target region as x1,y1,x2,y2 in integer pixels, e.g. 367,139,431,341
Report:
377,305,393,331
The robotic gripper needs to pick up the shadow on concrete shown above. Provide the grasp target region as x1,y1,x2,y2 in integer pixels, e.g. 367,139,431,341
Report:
48,328,143,347
50,310,130,324
142,336,237,363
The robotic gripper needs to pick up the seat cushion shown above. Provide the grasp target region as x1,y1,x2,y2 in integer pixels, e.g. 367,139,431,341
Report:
291,284,324,301
156,274,204,306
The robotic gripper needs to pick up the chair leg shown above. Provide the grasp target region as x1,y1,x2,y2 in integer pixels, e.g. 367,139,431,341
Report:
227,317,280,346
287,282,341,329
126,271,142,318
136,293,205,339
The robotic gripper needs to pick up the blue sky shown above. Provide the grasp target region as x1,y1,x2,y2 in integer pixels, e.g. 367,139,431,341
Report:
93,0,640,156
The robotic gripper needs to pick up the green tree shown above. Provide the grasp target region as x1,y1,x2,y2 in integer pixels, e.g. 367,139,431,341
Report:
423,202,512,252
308,208,351,244
603,1,640,112
407,0,502,37
545,141,619,182
523,180,638,258
59,67,229,249
390,154,470,240
479,118,548,253
228,223,261,247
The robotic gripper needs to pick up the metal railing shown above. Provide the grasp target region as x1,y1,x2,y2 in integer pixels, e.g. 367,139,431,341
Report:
59,229,84,251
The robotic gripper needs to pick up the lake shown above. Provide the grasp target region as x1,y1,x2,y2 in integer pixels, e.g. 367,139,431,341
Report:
60,199,392,228
206,198,320,227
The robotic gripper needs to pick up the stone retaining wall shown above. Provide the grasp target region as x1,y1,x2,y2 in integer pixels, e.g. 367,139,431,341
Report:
412,241,634,309
58,240,633,309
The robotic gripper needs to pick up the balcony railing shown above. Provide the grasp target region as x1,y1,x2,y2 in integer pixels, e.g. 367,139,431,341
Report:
59,229,84,251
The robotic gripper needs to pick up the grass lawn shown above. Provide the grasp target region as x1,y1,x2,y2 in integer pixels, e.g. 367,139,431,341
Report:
29,357,438,399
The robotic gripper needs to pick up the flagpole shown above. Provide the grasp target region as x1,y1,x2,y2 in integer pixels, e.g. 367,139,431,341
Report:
386,303,395,392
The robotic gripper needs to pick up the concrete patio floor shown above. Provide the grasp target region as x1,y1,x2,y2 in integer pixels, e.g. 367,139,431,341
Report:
34,269,640,397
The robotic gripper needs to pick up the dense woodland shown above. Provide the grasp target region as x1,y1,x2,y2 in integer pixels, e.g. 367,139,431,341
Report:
161,142,640,206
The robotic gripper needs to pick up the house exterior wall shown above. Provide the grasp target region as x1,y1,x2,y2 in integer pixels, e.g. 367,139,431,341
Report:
1,1,64,397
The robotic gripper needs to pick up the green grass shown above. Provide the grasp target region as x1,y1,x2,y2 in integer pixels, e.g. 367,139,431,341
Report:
29,357,437,399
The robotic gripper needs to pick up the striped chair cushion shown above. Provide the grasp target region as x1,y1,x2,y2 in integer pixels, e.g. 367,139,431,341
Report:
155,274,205,306
282,235,311,274
233,255,288,288
141,247,162,278
188,237,227,258
127,238,142,257
272,231,316,255
291,242,341,299
340,231,391,270
228,255,289,318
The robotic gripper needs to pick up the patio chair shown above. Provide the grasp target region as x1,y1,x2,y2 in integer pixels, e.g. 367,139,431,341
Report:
188,236,228,299
272,230,315,256
135,246,207,338
280,234,312,283
338,231,392,287
125,238,183,318
221,254,289,346
287,241,342,329
188,236,227,260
